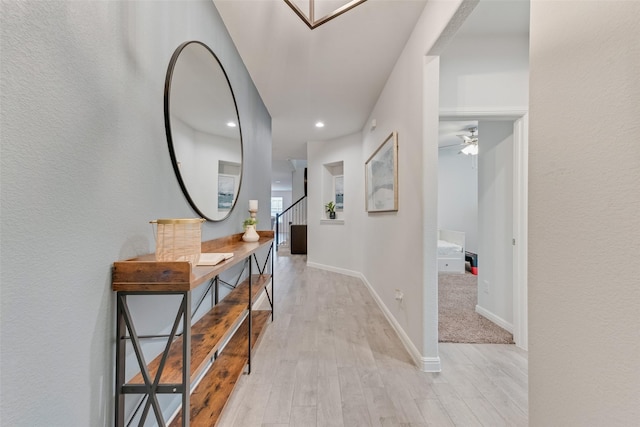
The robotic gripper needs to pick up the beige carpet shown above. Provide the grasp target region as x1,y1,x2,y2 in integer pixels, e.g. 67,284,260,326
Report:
438,272,514,344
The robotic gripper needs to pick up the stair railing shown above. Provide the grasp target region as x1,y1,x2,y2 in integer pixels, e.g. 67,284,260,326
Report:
274,196,307,251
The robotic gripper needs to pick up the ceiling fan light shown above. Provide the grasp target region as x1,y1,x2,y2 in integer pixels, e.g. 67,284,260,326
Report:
461,144,478,155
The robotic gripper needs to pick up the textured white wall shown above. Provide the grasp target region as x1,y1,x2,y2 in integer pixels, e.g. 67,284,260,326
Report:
0,1,271,425
437,149,478,252
529,1,640,425
477,121,513,325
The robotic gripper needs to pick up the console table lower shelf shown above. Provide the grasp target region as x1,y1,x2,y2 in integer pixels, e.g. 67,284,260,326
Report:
170,310,270,426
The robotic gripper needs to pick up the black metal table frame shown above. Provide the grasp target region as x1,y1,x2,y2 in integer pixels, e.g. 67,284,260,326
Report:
114,245,274,427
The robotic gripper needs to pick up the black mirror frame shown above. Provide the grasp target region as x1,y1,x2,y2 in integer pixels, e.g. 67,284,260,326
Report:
164,40,244,222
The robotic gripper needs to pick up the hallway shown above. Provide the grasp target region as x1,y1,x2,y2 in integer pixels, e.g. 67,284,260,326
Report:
219,252,528,426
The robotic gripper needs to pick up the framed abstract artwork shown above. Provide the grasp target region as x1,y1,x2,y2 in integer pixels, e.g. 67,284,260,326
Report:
365,131,398,212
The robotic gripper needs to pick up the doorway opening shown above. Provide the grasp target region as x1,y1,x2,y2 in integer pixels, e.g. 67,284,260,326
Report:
437,117,526,347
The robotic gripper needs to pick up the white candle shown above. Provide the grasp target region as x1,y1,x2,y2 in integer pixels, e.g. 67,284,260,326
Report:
249,200,258,211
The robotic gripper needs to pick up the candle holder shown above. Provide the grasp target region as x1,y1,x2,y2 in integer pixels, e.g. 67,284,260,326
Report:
242,201,260,242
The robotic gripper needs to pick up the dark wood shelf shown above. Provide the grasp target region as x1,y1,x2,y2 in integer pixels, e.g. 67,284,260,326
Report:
127,274,271,385
113,231,274,292
169,310,271,427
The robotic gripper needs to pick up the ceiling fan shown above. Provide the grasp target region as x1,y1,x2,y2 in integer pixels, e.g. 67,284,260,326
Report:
439,127,479,155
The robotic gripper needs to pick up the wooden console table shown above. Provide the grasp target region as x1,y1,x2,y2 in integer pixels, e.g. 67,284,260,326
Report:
112,231,274,427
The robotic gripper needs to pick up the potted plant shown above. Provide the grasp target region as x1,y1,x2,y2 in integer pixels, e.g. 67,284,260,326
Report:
242,217,259,242
243,217,258,228
325,201,336,219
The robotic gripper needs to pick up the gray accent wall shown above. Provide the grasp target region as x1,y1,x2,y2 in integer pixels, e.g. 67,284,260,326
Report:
0,1,271,425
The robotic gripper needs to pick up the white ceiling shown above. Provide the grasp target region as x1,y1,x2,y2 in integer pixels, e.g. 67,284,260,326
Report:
214,0,529,191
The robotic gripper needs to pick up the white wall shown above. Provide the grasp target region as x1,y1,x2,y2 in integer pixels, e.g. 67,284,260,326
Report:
360,1,463,368
437,148,478,252
439,34,529,114
307,133,364,273
477,121,513,326
529,1,640,425
0,2,271,425
292,165,306,201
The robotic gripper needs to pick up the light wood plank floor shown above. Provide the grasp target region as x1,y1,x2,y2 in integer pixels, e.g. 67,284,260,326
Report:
219,251,528,426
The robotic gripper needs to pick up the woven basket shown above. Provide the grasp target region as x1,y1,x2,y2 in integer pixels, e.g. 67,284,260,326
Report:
151,218,204,265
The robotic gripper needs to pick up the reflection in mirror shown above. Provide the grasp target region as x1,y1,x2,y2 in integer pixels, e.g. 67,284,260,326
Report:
165,41,243,221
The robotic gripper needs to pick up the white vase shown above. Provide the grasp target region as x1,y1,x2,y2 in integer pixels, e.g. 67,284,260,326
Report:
242,225,260,242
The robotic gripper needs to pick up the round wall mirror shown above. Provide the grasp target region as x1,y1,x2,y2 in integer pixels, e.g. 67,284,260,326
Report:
164,41,243,221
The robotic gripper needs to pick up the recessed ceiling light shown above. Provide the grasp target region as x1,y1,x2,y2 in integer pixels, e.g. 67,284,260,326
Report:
315,121,325,128
227,122,237,127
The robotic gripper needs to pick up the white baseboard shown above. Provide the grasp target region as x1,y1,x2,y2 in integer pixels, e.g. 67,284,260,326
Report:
421,356,442,372
306,261,362,278
307,262,441,372
360,275,441,373
475,304,513,333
